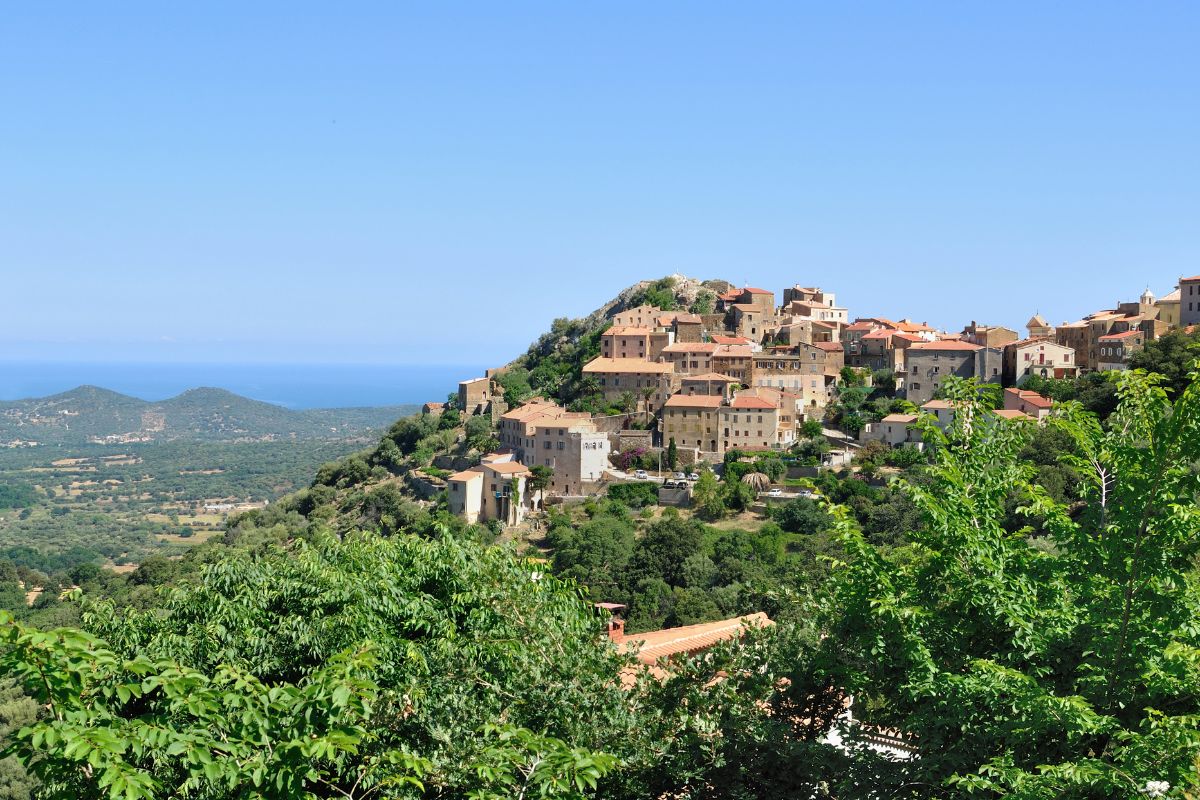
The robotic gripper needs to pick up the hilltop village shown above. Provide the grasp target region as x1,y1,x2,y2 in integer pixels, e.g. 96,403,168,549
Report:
432,274,1200,527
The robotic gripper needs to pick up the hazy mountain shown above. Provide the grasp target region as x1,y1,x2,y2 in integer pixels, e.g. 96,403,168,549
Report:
0,385,415,445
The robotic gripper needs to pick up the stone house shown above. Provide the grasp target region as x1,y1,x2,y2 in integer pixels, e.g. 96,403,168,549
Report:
660,342,717,374
1096,330,1145,371
859,413,920,446
904,340,982,406
1003,388,1053,422
581,358,675,409
711,344,755,385
1178,275,1200,328
600,326,673,361
1002,338,1077,385
719,395,781,452
660,394,723,454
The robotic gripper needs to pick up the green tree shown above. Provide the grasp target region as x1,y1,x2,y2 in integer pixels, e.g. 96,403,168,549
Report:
3,532,628,799
664,438,678,471
1128,328,1200,397
823,372,1200,796
691,470,725,520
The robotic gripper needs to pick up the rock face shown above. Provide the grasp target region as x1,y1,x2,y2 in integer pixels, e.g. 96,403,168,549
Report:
578,274,731,328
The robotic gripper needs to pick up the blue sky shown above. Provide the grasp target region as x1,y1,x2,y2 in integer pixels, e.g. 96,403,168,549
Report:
2,3,1197,365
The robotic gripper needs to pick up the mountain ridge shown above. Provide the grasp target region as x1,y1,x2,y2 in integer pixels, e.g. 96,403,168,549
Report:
0,384,417,445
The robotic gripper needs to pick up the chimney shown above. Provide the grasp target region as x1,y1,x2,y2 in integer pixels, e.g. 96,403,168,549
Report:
595,602,627,642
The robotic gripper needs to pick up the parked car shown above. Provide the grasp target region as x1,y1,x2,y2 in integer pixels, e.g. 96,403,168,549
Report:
662,480,678,489
633,469,649,479
673,472,686,480
767,488,783,497
687,472,700,481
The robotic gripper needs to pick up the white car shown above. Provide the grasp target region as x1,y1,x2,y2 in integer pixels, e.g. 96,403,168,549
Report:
633,469,649,479
767,488,783,497
687,472,700,481
673,472,686,480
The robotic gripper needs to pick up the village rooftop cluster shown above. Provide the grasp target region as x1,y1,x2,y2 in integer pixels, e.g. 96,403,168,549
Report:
432,275,1200,527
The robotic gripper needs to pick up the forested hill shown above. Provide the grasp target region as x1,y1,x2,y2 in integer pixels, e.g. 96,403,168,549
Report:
0,385,417,445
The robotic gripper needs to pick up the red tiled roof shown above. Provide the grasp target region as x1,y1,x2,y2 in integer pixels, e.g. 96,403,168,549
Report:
623,613,773,664
1099,330,1143,340
710,335,751,345
994,409,1032,420
743,287,773,295
663,342,718,353
663,394,724,409
486,461,531,475
582,357,673,373
673,313,703,324
813,341,845,351
907,340,982,351
880,413,918,423
1180,275,1200,282
1005,388,1053,408
448,468,483,482
921,400,953,409
730,395,777,410
845,321,878,332
1006,336,1056,348
861,329,897,340
892,333,925,343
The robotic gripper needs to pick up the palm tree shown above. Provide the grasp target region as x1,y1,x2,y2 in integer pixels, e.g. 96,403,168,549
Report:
741,472,770,493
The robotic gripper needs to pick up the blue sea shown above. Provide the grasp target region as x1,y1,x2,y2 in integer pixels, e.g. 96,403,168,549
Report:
0,362,489,409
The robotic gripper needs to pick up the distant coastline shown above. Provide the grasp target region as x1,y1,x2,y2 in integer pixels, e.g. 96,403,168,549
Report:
0,362,486,410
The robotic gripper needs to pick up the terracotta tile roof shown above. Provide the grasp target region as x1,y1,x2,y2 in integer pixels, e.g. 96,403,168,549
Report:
813,341,845,351
1181,275,1200,282
743,287,773,295
729,395,778,410
582,357,674,373
501,400,565,422
663,394,724,409
994,409,1032,420
810,320,838,329
896,320,936,332
485,461,531,475
662,342,718,353
1006,336,1056,348
880,413,918,423
921,400,953,409
603,326,653,336
1005,388,1053,408
622,613,773,664
673,313,703,324
713,344,754,357
892,333,925,343
907,340,982,351
1099,330,1143,340
710,335,750,345
861,329,897,340
448,468,483,482
845,321,878,332
1160,288,1180,302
